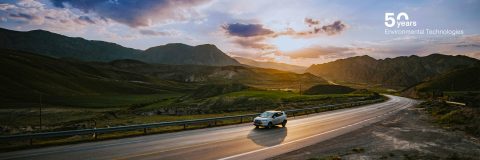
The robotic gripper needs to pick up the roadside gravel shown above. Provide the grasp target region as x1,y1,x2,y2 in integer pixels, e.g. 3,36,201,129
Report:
270,107,480,160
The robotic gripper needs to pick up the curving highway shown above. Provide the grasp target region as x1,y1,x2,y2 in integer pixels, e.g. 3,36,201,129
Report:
0,95,417,160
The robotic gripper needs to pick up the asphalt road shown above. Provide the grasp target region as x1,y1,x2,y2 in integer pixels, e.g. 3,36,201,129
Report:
0,95,417,160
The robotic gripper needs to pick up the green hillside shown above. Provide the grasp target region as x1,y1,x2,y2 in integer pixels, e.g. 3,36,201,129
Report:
0,49,327,107
100,60,327,89
188,83,250,99
0,49,186,107
304,84,356,95
402,67,480,98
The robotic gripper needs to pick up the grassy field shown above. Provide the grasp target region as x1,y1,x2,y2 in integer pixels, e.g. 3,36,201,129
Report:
45,93,181,108
418,100,480,138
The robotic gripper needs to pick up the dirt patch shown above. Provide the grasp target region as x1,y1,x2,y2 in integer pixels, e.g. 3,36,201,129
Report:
270,107,480,160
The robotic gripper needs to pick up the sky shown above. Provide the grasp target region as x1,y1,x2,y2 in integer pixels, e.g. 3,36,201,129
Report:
1,0,479,66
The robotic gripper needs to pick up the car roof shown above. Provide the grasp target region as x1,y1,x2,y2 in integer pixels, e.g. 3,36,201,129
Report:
265,111,282,113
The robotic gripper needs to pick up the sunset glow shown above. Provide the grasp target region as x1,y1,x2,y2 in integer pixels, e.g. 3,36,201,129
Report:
1,0,479,65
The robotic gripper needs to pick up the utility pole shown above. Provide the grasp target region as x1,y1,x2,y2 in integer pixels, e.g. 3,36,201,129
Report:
299,76,302,95
299,83,302,95
39,94,42,131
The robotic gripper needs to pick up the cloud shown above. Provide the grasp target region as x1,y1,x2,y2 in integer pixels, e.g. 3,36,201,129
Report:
232,36,276,50
320,20,347,35
281,20,348,37
8,12,36,20
222,23,274,37
0,3,17,10
222,20,348,52
0,0,106,31
139,29,173,36
285,46,361,59
221,23,277,50
456,44,480,48
77,16,95,24
304,18,319,26
50,0,211,27
222,20,348,40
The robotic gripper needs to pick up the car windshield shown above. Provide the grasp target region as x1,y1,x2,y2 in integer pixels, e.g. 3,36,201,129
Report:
259,112,274,118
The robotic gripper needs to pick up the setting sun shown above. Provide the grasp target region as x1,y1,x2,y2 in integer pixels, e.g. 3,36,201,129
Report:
270,36,312,52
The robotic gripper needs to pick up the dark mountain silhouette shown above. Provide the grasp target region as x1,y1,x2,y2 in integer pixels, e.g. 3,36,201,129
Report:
140,43,240,66
402,66,480,98
306,54,480,87
0,28,141,61
0,28,240,66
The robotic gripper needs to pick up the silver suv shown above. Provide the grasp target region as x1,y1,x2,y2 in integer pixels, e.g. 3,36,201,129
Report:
253,111,287,128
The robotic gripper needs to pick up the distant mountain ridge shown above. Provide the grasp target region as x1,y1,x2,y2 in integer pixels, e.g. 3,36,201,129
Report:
402,66,480,98
141,43,239,66
0,28,240,66
306,54,480,87
234,57,306,73
0,28,141,61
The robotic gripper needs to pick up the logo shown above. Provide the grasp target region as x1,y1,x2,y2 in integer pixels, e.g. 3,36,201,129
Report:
384,12,416,28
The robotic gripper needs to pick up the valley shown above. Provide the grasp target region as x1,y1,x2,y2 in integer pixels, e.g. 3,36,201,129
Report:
0,28,479,154
0,1,479,159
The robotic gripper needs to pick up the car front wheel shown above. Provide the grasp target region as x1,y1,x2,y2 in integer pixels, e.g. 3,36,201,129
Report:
267,122,273,129
282,120,287,127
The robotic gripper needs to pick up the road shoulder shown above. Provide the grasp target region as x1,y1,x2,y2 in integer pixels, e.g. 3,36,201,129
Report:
270,107,480,160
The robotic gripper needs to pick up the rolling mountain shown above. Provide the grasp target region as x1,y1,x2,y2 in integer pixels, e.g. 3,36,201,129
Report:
0,28,141,62
0,49,173,105
0,48,326,105
306,54,480,88
140,43,240,66
103,59,327,89
0,28,240,66
234,57,306,73
402,66,480,98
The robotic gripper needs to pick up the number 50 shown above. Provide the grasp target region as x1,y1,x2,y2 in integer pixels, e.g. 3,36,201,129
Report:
385,12,409,27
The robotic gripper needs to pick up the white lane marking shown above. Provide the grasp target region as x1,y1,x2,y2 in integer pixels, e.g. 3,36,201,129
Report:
219,99,412,160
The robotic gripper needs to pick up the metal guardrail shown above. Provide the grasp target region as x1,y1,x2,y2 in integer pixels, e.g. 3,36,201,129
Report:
0,99,384,144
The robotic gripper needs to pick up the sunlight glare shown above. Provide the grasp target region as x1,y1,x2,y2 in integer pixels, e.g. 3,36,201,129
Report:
270,36,311,52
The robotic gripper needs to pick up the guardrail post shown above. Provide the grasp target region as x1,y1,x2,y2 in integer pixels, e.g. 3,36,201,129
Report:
93,130,97,140
143,128,147,134
240,116,243,123
29,137,33,146
214,120,217,126
292,112,295,118
183,124,187,129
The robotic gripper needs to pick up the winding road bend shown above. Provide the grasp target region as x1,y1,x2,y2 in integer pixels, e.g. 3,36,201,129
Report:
0,95,417,160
